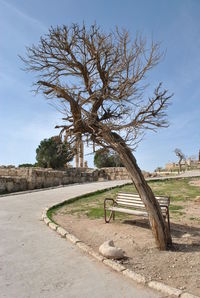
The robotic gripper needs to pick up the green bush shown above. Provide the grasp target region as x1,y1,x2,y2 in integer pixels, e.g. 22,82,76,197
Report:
36,136,74,169
94,149,124,168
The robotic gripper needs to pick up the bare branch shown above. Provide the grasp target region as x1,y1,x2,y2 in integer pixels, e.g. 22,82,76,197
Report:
20,23,172,149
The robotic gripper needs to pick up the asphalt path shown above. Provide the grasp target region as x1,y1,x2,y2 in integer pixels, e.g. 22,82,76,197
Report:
0,181,164,298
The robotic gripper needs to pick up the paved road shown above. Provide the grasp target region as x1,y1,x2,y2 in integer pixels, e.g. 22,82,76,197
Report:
0,181,164,298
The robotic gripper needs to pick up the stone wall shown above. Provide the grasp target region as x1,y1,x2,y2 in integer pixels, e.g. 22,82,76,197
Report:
0,167,99,194
98,167,131,181
0,166,132,194
0,176,28,193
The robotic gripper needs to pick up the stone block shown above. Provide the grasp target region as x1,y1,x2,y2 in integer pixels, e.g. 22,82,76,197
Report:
44,217,51,225
76,242,92,253
88,250,104,262
65,233,80,244
123,269,146,284
57,226,68,237
103,259,126,272
148,281,182,296
6,181,14,192
181,293,200,298
49,222,58,231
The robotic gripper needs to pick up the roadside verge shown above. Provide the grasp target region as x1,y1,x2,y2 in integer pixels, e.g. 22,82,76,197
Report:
42,188,199,298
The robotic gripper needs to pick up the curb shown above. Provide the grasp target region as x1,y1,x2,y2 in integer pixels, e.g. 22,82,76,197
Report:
180,293,200,298
42,201,200,298
148,281,182,296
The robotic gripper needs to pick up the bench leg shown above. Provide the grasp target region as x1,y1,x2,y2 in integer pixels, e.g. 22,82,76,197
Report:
167,210,171,233
163,214,171,233
104,198,116,223
104,209,114,223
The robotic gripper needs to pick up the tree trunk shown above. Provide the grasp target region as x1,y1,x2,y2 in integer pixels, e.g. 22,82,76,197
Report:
75,138,80,168
104,131,172,250
79,138,84,168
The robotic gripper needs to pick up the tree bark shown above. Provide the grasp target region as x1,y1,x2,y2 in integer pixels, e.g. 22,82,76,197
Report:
104,131,172,250
75,138,80,168
79,138,84,168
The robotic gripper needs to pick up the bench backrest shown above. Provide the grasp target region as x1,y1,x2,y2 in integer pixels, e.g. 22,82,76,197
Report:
116,192,169,209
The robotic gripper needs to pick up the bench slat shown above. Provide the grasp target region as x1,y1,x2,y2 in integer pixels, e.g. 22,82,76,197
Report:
116,198,145,204
116,197,169,206
118,192,140,197
116,201,145,207
117,194,142,200
113,203,167,213
107,207,148,216
117,196,143,202
117,193,169,205
118,192,169,200
116,200,167,208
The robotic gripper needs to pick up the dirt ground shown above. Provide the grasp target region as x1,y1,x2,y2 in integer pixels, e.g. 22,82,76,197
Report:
53,181,200,296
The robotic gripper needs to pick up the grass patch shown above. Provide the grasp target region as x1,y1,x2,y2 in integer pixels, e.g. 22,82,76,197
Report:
49,178,200,221
148,178,200,202
47,182,132,221
189,216,200,222
86,208,105,219
169,205,184,212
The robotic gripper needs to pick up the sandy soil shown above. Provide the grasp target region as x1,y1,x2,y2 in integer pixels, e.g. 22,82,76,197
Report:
53,181,200,296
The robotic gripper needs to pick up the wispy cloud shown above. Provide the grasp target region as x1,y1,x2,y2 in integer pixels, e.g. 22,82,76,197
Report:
0,0,47,31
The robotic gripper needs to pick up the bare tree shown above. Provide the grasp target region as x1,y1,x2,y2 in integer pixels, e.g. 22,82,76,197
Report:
21,24,173,250
174,148,185,173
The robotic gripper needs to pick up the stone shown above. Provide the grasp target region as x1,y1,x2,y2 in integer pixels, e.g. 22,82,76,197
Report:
148,281,182,296
180,293,200,298
88,250,104,262
57,226,68,237
103,259,126,272
65,233,80,244
49,222,58,231
41,209,48,220
99,240,125,260
76,242,92,253
123,269,146,284
44,217,51,226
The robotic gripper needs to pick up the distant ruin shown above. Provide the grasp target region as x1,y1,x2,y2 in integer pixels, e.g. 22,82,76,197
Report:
165,150,200,171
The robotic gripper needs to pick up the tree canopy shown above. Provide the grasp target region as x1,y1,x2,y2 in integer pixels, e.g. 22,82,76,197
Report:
94,149,123,168
18,163,36,168
36,136,74,169
21,24,171,149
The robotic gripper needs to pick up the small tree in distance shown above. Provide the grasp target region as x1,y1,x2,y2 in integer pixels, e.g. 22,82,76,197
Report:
94,149,123,168
18,163,36,168
21,23,173,250
36,136,74,169
174,148,185,173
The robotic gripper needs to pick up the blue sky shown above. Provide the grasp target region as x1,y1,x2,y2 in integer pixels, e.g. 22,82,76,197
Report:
0,0,200,171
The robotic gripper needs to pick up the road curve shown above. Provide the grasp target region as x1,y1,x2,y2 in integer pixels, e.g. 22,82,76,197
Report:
0,181,162,298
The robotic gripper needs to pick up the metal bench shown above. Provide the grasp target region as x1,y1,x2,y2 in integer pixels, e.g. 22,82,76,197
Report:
104,192,170,231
